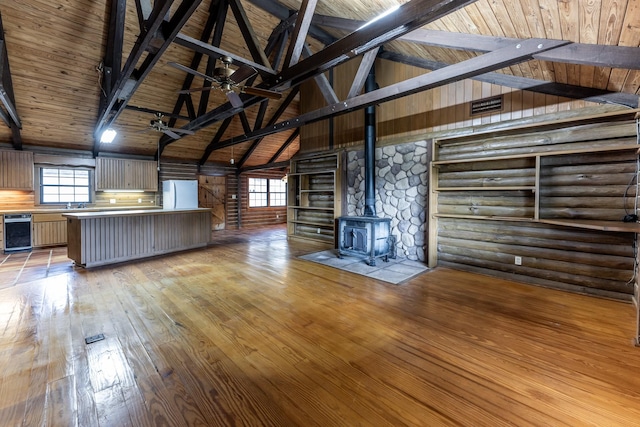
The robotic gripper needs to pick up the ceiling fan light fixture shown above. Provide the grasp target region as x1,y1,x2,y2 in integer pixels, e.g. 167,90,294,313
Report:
100,128,117,143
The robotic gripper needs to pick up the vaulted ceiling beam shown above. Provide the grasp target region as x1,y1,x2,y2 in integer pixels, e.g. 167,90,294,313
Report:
199,116,234,165
99,0,126,125
208,39,571,150
314,15,640,71
347,47,380,99
227,0,272,69
379,50,639,108
167,0,225,130
174,33,276,77
197,0,228,117
302,45,338,105
94,0,203,156
271,0,479,89
240,160,289,172
236,86,300,168
163,0,477,147
0,13,22,149
283,0,319,68
268,128,299,164
246,0,335,45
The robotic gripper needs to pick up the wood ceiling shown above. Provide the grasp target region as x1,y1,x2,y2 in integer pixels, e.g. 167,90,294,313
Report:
0,0,638,170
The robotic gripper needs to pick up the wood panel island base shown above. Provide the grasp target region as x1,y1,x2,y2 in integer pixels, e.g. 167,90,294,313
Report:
63,208,211,267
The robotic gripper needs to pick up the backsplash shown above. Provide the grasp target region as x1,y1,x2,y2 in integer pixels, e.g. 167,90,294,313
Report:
0,190,35,210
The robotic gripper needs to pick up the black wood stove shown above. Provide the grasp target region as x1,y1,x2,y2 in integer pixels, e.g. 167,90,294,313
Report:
337,67,394,266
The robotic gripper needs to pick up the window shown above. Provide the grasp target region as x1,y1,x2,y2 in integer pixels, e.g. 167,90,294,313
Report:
269,179,287,207
41,168,91,204
248,177,286,207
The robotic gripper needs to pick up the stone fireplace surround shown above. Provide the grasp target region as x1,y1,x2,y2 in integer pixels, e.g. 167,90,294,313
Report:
345,140,429,262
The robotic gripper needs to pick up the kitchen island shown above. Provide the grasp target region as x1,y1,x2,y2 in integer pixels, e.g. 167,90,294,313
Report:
63,208,211,267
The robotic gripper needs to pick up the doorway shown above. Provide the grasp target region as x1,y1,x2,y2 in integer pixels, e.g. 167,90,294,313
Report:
198,175,226,230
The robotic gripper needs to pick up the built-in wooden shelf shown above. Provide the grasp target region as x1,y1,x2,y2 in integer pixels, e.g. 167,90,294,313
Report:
432,143,639,165
433,214,535,222
538,219,640,233
436,186,536,192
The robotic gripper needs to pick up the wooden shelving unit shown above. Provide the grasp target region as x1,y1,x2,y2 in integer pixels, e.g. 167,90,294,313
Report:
287,152,344,245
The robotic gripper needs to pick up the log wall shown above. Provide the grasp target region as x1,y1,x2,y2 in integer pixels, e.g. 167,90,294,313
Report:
432,119,639,300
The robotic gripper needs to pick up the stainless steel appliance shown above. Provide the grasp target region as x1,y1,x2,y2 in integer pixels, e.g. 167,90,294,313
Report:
4,213,32,252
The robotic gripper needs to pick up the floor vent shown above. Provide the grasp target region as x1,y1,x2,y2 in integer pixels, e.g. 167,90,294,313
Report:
85,334,105,345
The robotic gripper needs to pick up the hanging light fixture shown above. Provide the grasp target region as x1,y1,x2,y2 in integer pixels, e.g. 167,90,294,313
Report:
230,145,234,165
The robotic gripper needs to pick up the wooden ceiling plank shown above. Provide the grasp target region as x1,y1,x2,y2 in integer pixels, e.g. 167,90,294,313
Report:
380,50,639,108
213,38,572,150
273,0,480,89
227,0,272,69
268,128,299,163
283,0,319,68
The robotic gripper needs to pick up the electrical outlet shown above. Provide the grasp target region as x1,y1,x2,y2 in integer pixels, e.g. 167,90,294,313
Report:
317,228,321,234
109,198,116,204
515,256,522,265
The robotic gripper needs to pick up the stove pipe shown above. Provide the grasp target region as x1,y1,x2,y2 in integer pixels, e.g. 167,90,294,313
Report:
363,66,376,217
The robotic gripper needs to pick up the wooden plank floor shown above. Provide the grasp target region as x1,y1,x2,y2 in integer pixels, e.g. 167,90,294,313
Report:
1,225,640,426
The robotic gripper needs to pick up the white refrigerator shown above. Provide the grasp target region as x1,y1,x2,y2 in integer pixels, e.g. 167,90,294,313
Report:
162,180,198,209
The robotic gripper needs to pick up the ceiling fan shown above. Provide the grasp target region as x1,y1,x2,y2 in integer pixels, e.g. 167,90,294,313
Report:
137,112,195,140
168,56,282,108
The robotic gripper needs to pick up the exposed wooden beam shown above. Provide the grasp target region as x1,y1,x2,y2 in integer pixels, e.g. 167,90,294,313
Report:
302,45,338,105
208,39,572,150
239,112,252,134
347,47,380,99
379,50,639,108
124,105,191,121
94,0,203,156
100,0,127,122
198,117,233,165
174,33,276,77
283,0,318,68
271,0,479,89
313,15,640,71
198,1,228,118
236,87,300,168
268,128,299,163
245,0,335,45
0,13,22,148
167,0,224,131
134,0,153,31
240,160,289,172
227,0,272,69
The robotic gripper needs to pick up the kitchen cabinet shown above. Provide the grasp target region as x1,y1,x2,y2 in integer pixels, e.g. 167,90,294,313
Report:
287,152,344,244
32,213,67,247
0,215,3,250
0,150,34,190
95,157,158,191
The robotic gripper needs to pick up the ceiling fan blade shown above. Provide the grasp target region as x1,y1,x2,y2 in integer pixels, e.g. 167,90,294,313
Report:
167,127,195,135
168,62,217,83
242,86,282,100
163,129,183,140
229,64,257,84
226,91,244,108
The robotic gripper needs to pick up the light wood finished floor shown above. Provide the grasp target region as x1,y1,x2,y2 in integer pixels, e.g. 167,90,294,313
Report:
1,225,639,426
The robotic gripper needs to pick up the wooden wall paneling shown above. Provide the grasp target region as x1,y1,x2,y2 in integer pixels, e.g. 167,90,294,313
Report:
430,114,639,298
239,170,288,229
0,191,36,210
0,215,3,250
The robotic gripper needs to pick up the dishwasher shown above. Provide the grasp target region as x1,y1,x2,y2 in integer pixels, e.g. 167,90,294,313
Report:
4,213,32,252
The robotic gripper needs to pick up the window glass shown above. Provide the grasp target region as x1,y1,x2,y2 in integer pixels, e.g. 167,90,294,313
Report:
269,179,287,206
40,168,91,204
248,177,286,207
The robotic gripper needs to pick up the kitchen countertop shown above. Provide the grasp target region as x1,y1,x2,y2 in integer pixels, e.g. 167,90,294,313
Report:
1,206,162,215
62,207,211,219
